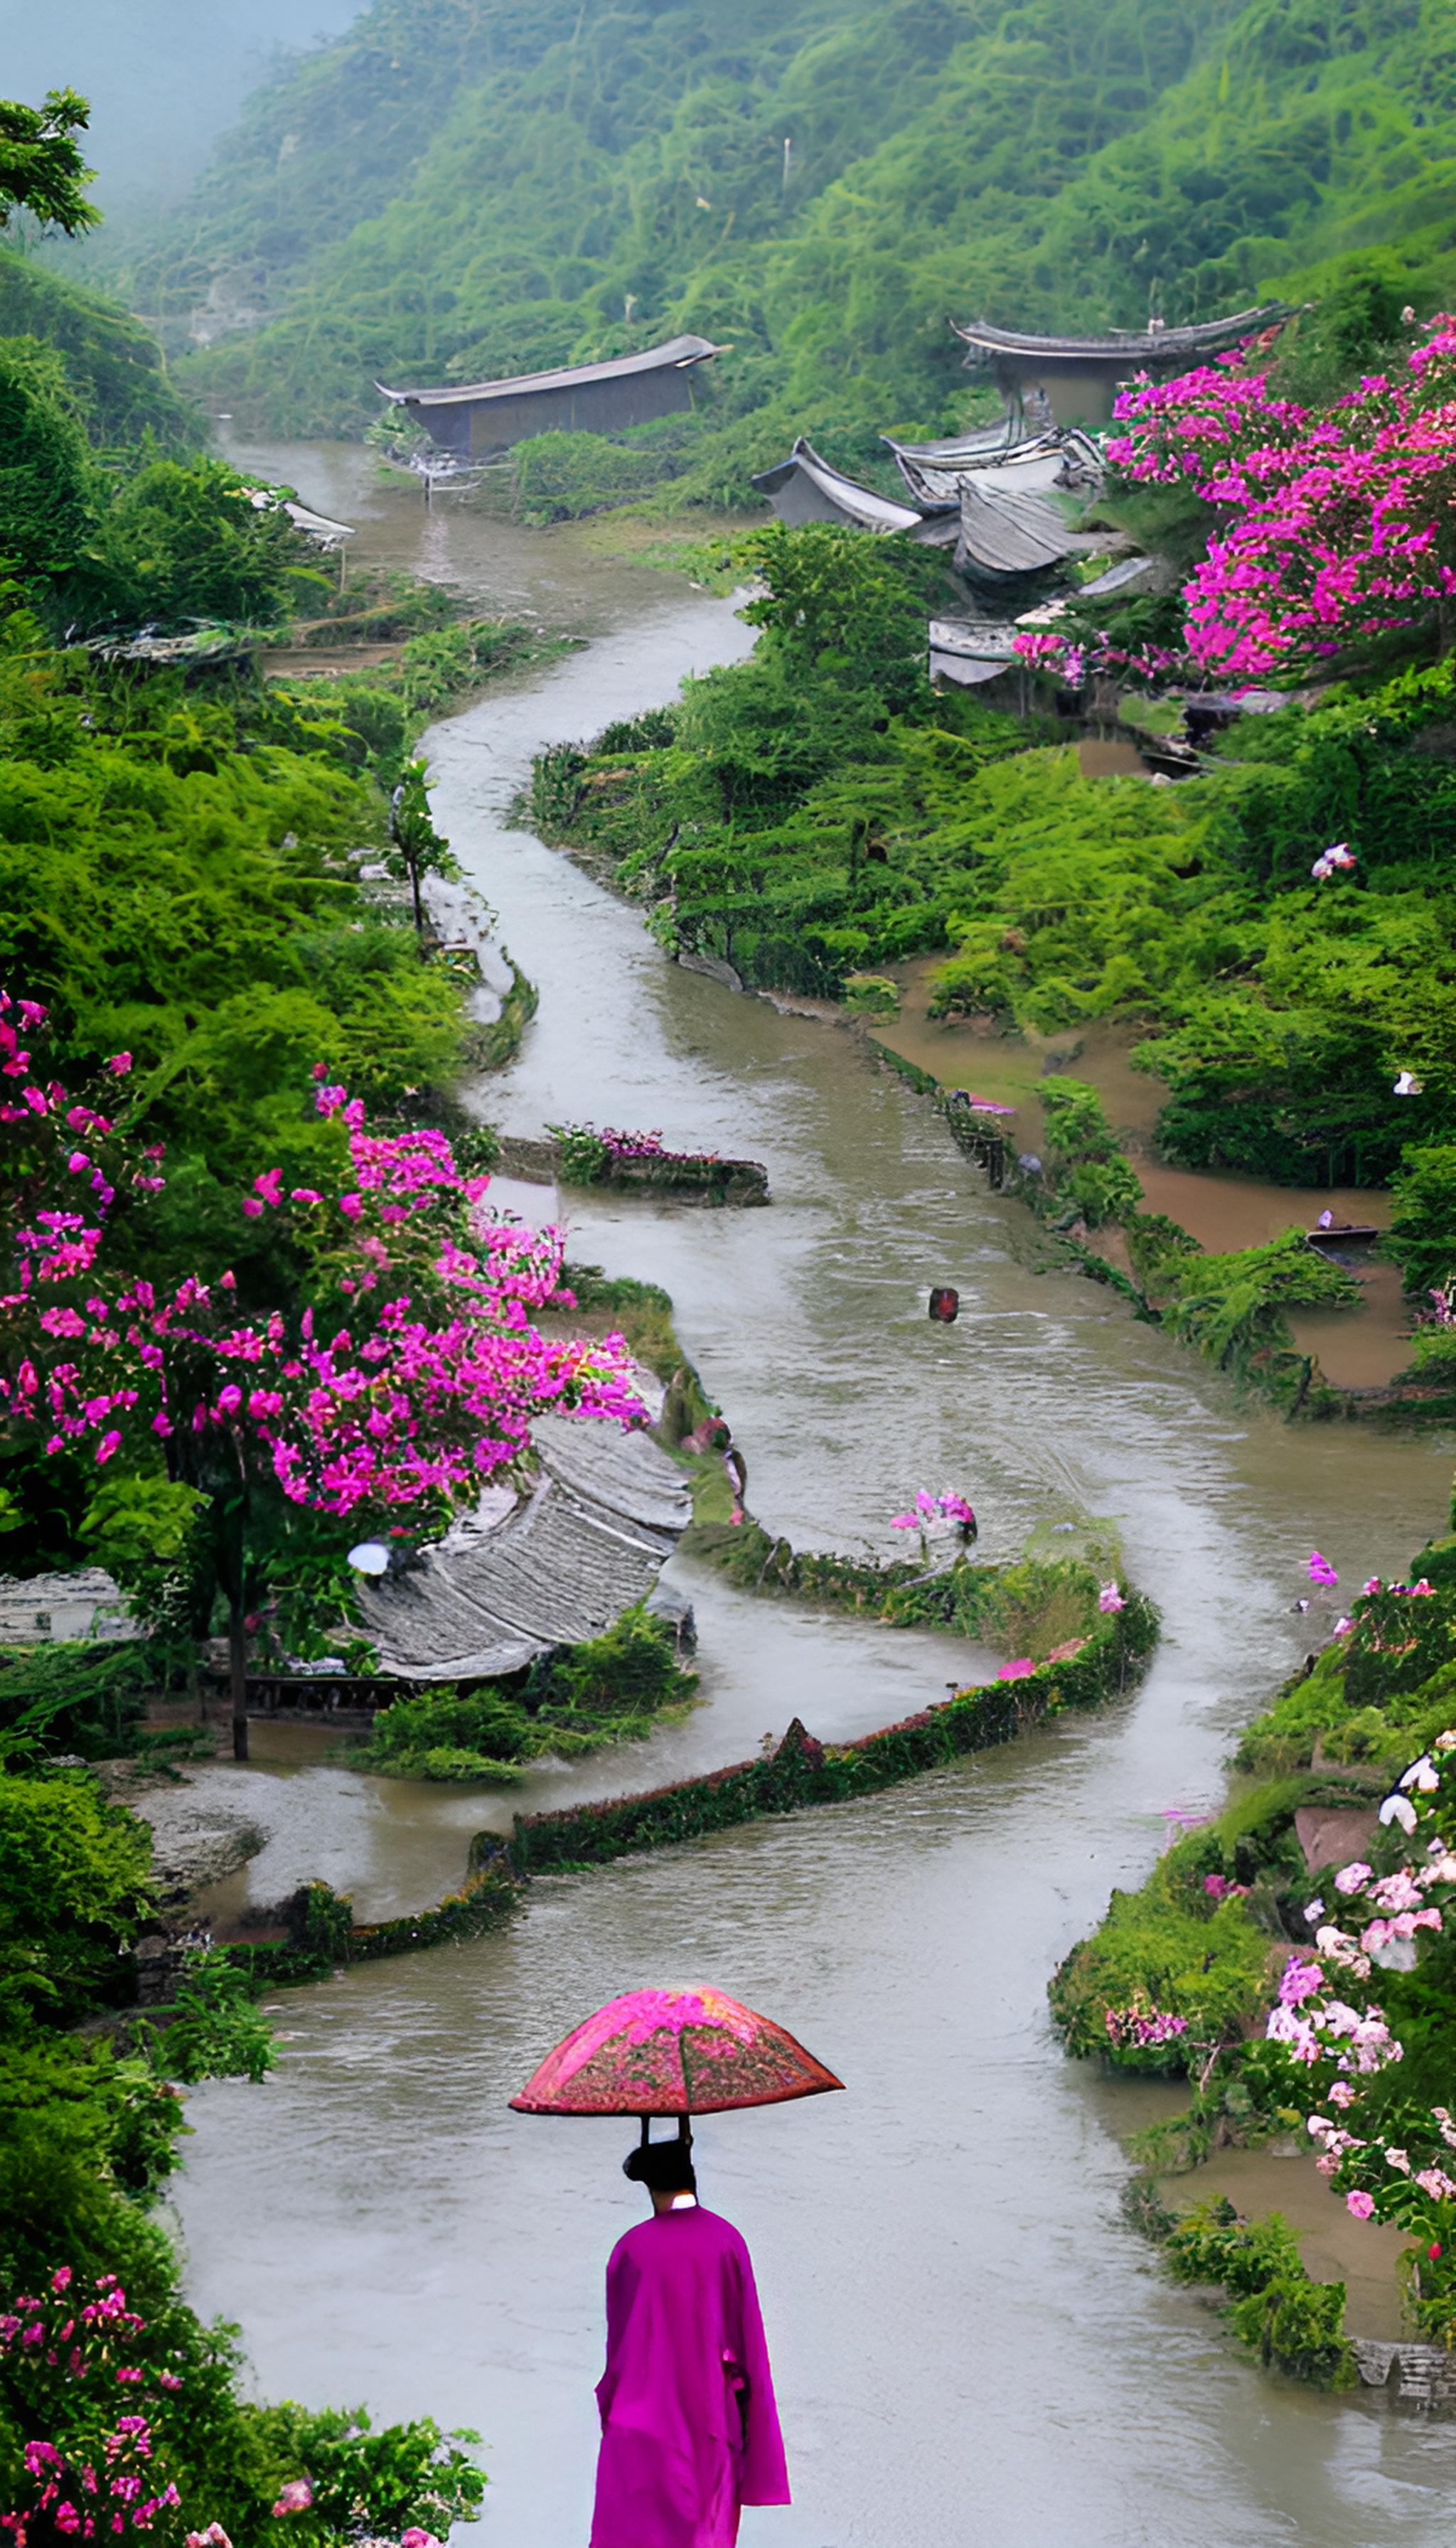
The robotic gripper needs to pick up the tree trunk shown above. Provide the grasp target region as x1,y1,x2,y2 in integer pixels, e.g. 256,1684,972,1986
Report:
228,1595,250,1762
410,853,424,938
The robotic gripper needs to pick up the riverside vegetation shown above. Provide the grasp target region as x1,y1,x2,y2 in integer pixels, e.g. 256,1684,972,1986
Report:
531,285,1456,1408
1050,1515,1456,2390
0,99,647,2547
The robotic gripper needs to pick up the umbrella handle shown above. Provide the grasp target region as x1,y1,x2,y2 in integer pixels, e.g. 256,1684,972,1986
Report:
636,2115,694,2147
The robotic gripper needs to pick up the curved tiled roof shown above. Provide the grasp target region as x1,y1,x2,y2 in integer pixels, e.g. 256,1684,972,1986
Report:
952,306,1290,363
751,437,923,533
956,478,1102,575
378,334,719,409
357,1415,691,1680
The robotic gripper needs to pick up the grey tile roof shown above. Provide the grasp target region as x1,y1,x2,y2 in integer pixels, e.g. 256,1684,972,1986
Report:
357,1415,690,1680
752,438,923,533
378,335,718,408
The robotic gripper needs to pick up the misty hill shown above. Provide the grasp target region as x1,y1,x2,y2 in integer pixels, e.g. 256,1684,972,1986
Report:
126,0,1456,484
0,250,200,452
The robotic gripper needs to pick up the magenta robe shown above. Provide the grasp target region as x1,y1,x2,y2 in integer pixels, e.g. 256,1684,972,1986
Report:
590,2205,790,2548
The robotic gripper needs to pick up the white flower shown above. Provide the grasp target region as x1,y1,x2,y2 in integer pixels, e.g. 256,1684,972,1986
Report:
1400,1753,1440,1793
1381,1792,1419,1836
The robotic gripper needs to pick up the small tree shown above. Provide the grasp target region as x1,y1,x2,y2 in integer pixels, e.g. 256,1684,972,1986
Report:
90,460,317,632
0,88,99,235
740,520,928,712
0,994,641,1760
389,757,456,936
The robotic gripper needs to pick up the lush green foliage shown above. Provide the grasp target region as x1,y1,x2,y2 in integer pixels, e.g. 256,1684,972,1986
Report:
89,457,318,628
0,1641,154,1763
0,339,97,588
1162,2198,1356,2387
0,1772,154,2025
1387,1144,1456,1299
358,1605,695,1780
0,88,98,236
546,523,1456,1295
0,247,200,454
1048,1825,1275,2070
0,1750,487,2547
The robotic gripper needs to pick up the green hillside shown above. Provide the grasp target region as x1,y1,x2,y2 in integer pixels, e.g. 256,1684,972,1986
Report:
119,0,1456,487
0,248,200,452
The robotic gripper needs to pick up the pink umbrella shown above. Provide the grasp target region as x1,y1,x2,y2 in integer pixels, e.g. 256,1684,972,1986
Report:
509,1985,844,2119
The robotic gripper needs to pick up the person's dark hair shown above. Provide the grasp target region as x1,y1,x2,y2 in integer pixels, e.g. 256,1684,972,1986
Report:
623,2138,697,2194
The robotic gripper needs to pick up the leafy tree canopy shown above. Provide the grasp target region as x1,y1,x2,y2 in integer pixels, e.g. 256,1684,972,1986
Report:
0,88,98,236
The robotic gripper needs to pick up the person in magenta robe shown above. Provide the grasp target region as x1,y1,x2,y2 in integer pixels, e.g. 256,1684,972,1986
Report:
589,2135,790,2548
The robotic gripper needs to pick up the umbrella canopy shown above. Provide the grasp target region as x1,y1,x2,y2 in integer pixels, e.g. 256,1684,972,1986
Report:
510,1986,844,2117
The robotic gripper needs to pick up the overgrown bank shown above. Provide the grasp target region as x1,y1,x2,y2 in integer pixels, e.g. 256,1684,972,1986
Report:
1049,1506,1456,2394
528,506,1456,1417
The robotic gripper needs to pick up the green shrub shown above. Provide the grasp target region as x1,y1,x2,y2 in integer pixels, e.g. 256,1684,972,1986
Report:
1161,1229,1361,1367
1164,2198,1356,2387
139,1954,279,2087
526,1604,687,1718
514,428,676,521
971,1558,1101,1661
0,1641,153,1760
842,973,901,1019
0,1774,154,2026
1049,1834,1273,2070
358,1609,692,1780
1387,1144,1456,1298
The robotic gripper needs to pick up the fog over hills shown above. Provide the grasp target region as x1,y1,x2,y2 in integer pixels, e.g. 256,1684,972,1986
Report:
8,1,366,207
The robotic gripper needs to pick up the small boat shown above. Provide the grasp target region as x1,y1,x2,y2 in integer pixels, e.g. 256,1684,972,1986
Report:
1306,1218,1381,1248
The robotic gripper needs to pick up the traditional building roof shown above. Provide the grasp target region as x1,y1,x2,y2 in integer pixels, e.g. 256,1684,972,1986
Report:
377,335,722,456
358,1413,691,1681
955,478,1106,579
951,306,1290,365
882,416,1022,503
1076,553,1163,601
751,438,923,535
928,619,1024,686
889,424,1103,510
378,333,719,410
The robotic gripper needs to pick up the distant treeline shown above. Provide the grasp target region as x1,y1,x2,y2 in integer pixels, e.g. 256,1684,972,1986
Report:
76,0,1456,496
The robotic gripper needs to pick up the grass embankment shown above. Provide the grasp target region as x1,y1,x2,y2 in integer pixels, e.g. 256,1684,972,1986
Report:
1050,1517,1456,2391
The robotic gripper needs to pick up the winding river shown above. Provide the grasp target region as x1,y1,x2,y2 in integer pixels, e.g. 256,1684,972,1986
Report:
180,445,1456,2545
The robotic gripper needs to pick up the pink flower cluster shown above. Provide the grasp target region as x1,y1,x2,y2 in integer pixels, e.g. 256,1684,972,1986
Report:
1103,2002,1189,2050
1108,321,1456,675
889,1488,978,1534
0,2276,189,2548
1263,1727,1456,2245
1012,625,1184,695
0,1002,643,1529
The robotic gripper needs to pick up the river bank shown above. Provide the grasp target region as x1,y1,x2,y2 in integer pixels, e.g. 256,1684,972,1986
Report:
162,451,1456,2547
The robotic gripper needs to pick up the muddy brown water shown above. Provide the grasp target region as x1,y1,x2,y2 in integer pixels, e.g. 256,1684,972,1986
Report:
175,450,1456,2544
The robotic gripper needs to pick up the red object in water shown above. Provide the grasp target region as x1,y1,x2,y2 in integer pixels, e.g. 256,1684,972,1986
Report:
509,1985,845,2116
928,1287,959,1322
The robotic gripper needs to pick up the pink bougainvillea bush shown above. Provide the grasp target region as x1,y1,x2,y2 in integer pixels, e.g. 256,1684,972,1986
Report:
1108,317,1456,679
0,991,642,1732
0,2269,484,2548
